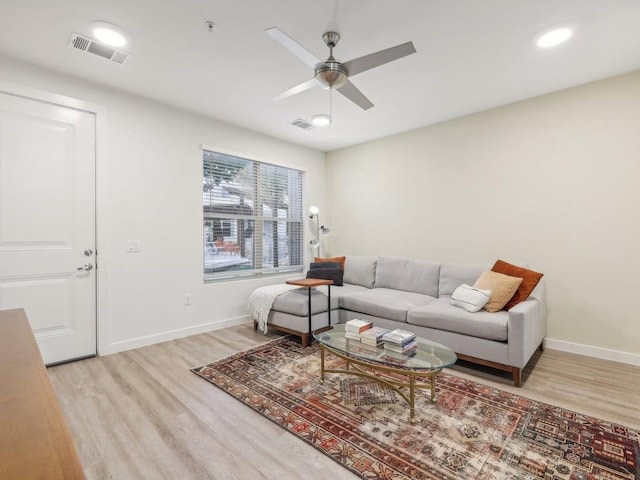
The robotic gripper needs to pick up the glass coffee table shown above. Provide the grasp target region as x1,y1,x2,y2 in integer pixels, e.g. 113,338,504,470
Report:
314,324,457,424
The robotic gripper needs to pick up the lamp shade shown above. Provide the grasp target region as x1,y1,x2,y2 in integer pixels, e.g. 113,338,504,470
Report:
309,205,319,216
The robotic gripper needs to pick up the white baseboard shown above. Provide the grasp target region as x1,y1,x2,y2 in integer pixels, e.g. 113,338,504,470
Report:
101,322,640,367
544,337,640,366
100,315,252,355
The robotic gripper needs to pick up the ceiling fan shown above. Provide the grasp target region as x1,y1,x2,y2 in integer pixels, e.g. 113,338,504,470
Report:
265,27,416,110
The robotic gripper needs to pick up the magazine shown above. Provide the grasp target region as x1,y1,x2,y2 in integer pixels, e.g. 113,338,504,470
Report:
381,328,416,345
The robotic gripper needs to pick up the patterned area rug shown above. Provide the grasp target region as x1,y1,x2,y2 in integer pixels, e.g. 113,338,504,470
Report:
192,337,639,480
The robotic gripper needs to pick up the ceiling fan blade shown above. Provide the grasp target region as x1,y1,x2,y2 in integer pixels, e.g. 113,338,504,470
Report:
342,41,416,77
271,78,318,102
265,27,323,69
337,81,374,110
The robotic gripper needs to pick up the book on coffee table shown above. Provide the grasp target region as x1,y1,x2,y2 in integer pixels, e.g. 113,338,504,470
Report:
383,339,418,353
381,328,416,345
359,326,390,346
345,319,373,333
345,331,362,341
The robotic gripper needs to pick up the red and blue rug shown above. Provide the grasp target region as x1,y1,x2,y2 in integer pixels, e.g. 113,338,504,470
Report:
192,336,639,480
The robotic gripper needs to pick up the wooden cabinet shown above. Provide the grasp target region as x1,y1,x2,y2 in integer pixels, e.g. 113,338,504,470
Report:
0,308,84,479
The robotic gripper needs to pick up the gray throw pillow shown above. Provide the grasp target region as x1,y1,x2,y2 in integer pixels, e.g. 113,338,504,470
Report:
306,267,344,286
310,261,341,270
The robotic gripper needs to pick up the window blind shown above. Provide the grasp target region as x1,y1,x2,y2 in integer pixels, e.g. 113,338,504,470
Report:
203,150,304,280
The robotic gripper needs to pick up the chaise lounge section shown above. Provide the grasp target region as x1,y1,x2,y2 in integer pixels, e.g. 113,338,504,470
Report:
254,255,546,386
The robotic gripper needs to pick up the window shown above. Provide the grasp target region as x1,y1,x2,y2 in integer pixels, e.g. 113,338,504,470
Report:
203,150,304,280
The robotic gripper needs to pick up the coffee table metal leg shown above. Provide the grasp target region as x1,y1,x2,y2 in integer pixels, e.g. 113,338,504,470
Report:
430,371,437,403
409,374,416,424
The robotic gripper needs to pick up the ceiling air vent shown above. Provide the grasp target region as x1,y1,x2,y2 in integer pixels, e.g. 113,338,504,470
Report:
69,33,129,64
289,118,314,130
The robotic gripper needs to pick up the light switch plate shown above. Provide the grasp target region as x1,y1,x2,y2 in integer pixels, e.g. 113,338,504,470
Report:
128,240,141,252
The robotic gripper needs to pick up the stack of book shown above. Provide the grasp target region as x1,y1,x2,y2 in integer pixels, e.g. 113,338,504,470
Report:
359,326,390,347
344,319,373,341
381,328,417,353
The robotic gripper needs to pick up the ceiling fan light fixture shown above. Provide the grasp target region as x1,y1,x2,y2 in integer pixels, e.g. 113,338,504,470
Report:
311,114,331,126
314,63,348,89
90,21,127,47
536,28,572,48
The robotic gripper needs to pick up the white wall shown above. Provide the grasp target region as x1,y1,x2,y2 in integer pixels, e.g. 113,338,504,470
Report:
326,70,640,360
0,54,326,354
4,51,639,362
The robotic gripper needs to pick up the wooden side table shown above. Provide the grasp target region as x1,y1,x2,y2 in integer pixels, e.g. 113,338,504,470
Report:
285,278,333,343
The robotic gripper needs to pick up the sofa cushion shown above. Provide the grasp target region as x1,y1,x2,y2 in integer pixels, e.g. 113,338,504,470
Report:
407,297,508,341
310,261,341,270
343,256,377,288
491,260,544,310
439,263,489,297
339,287,436,322
272,288,333,316
375,256,440,297
306,268,343,286
307,262,344,286
473,271,522,313
325,283,369,299
450,284,491,312
314,256,346,269
272,283,368,315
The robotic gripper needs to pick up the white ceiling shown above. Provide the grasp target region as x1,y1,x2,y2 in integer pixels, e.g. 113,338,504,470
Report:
1,0,639,152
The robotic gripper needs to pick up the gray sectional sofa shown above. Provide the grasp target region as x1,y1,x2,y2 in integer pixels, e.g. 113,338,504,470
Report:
256,255,546,386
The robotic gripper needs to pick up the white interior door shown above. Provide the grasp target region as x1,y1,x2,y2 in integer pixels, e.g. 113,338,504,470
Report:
0,90,96,365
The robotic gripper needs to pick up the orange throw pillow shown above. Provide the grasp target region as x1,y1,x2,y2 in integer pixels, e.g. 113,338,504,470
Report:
473,271,522,313
314,256,346,269
491,260,544,310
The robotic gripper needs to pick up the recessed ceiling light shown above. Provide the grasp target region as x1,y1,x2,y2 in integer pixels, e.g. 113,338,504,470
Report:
91,21,127,47
311,114,331,126
536,28,572,48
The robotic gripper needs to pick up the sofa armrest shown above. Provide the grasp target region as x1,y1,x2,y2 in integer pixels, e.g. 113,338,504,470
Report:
527,280,547,327
507,290,547,368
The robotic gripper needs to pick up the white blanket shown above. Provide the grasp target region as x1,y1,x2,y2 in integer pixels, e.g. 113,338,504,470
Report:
248,284,299,334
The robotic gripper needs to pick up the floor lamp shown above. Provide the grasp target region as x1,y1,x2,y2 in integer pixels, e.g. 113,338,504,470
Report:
309,206,331,258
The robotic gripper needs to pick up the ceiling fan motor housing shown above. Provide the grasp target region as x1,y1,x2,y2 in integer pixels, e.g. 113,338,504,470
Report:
314,61,348,89
314,31,348,89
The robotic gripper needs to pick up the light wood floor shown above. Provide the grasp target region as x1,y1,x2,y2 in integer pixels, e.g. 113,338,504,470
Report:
48,324,640,480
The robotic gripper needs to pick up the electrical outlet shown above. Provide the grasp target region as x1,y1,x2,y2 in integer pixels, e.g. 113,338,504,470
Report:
184,293,192,305
127,240,141,252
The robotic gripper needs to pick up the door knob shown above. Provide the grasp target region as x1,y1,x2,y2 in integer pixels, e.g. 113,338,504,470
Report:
77,263,94,271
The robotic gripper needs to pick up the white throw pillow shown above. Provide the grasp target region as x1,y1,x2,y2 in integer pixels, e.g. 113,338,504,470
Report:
450,284,492,312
